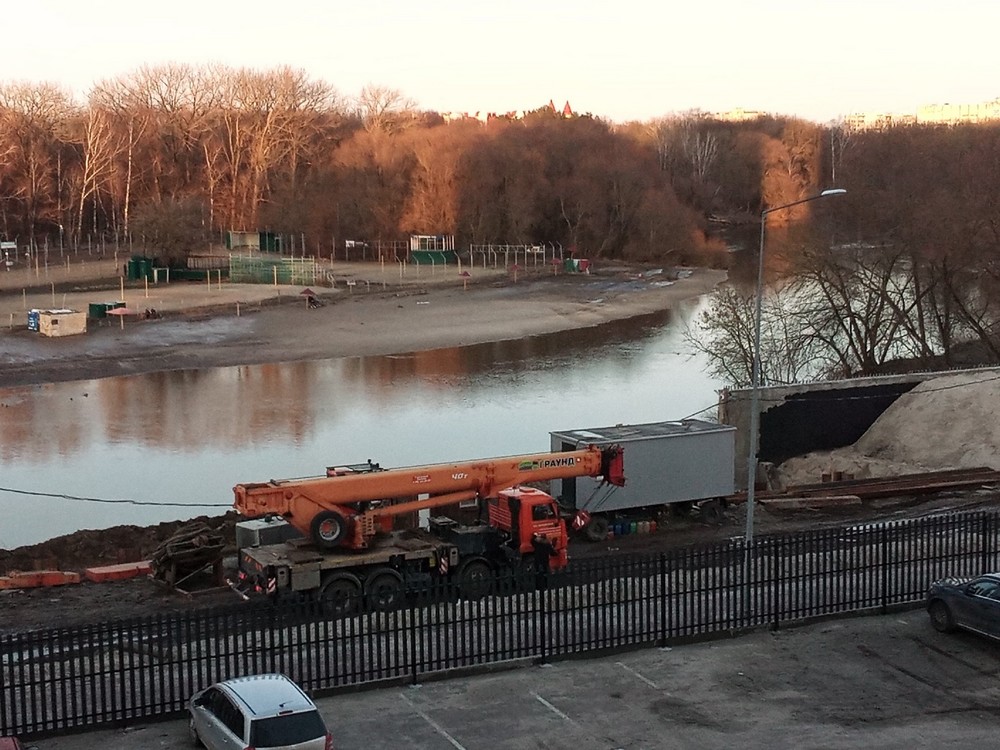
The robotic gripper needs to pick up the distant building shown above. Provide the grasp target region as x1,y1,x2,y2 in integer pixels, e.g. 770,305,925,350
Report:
713,107,767,122
843,112,915,131
917,98,1000,125
846,96,1000,130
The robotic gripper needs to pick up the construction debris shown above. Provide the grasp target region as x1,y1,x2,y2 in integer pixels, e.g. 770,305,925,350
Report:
149,522,225,591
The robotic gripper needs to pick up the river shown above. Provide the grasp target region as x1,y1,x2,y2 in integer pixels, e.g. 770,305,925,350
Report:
0,296,724,549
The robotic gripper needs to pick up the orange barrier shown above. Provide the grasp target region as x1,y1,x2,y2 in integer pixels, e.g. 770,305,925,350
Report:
0,570,81,589
84,561,152,583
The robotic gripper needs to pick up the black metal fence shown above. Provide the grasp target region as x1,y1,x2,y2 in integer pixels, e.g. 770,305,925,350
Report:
3,510,999,737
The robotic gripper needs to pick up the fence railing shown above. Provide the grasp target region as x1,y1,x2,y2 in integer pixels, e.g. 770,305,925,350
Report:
3,510,998,737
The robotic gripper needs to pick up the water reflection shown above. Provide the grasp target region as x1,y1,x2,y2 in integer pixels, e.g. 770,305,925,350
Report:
0,311,671,461
0,299,722,548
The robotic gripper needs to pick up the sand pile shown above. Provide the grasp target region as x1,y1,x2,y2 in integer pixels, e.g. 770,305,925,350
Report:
776,371,1000,487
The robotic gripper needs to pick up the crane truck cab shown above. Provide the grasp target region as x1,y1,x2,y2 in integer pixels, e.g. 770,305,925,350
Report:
486,486,568,569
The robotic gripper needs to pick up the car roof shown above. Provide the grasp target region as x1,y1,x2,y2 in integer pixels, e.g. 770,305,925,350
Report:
216,674,315,717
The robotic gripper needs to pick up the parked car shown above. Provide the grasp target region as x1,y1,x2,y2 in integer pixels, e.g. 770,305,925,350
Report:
188,673,333,750
927,572,1000,639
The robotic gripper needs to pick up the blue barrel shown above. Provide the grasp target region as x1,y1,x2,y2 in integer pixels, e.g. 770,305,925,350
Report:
27,309,39,332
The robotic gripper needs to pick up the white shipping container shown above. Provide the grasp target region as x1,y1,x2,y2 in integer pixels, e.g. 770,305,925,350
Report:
549,419,736,515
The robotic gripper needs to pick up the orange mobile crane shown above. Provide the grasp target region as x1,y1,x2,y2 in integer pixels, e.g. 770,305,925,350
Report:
233,445,623,612
234,445,624,551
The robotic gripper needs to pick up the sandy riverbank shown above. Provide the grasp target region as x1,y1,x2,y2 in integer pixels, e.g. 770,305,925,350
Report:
0,264,728,388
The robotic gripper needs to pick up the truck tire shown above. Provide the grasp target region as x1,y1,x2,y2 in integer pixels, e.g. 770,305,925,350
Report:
698,499,724,524
583,515,610,542
457,558,494,599
316,573,361,617
310,510,350,550
365,569,405,611
672,501,694,518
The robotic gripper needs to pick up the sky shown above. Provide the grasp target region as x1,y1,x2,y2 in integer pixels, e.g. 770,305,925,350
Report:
6,0,999,124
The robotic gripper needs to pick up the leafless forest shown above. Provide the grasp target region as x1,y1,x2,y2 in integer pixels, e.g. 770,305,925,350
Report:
2,64,999,378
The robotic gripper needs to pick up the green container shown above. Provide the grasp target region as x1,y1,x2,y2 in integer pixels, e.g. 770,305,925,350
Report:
88,301,124,319
127,256,155,281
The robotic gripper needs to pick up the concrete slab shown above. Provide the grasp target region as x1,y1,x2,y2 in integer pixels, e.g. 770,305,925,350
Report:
30,611,1000,750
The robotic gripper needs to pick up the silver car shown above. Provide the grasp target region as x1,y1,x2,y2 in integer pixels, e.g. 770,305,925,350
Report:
188,673,333,750
927,572,1000,639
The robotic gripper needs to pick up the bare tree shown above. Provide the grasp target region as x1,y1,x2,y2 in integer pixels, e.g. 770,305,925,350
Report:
679,121,718,189
356,85,416,134
67,102,121,247
686,283,819,387
828,121,853,184
0,82,75,245
89,76,151,240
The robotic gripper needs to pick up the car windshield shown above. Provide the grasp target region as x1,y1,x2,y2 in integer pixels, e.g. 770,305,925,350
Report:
250,710,327,746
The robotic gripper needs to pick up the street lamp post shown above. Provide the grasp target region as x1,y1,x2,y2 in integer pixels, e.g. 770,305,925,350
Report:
743,188,847,547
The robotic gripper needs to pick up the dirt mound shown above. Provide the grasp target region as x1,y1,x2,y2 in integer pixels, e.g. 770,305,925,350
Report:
855,371,1000,470
0,513,237,575
776,371,1000,486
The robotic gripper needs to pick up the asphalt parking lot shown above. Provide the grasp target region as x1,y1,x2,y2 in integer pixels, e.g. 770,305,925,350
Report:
27,610,1000,750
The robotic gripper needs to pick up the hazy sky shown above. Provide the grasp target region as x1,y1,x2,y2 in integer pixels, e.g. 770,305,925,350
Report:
8,0,998,123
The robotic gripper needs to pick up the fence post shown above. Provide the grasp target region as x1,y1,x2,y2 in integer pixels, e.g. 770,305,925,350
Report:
410,606,419,685
538,588,548,664
659,553,668,646
982,513,993,573
880,525,890,614
772,539,782,632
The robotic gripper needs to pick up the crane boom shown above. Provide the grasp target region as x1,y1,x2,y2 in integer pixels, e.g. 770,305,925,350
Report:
233,445,624,550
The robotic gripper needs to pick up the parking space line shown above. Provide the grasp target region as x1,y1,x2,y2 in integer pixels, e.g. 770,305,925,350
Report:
531,691,576,723
616,661,659,690
400,692,468,749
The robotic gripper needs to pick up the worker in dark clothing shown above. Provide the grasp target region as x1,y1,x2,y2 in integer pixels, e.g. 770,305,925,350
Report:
531,532,557,590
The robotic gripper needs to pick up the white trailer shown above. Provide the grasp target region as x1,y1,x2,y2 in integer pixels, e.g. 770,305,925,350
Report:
550,419,736,540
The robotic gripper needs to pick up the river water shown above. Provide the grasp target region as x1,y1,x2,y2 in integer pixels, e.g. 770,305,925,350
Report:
0,296,724,549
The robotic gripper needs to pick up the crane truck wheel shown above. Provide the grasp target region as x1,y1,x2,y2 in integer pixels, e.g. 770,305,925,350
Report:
583,515,610,542
316,573,362,617
365,569,405,611
310,510,351,550
457,558,494,599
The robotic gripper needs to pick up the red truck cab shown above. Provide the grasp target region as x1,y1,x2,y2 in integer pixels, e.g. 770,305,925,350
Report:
487,486,569,570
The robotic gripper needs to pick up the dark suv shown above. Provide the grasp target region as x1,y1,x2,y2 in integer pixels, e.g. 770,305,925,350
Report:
927,572,1000,639
188,673,333,750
